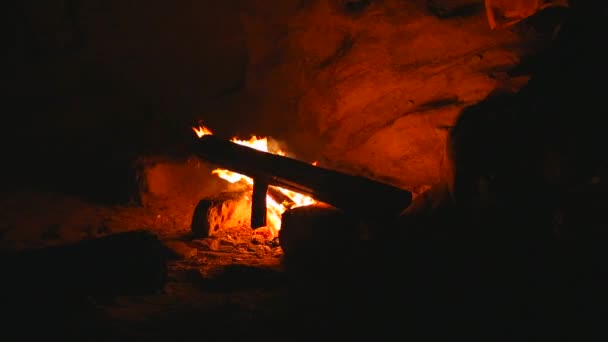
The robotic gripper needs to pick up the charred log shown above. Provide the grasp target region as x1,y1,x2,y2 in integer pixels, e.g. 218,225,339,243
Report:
192,134,412,224
267,186,295,207
191,190,251,238
251,180,268,228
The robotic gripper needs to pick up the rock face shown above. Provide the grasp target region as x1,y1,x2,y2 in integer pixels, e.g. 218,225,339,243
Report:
4,0,552,201
232,0,547,190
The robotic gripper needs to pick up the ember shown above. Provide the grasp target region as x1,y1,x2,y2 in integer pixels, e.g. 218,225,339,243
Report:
193,124,316,237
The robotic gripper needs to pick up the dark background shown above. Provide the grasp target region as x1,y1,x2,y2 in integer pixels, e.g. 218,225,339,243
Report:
6,0,607,205
3,1,249,203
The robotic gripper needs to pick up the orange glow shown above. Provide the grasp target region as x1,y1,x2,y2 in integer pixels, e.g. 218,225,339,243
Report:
193,125,213,138
194,123,316,237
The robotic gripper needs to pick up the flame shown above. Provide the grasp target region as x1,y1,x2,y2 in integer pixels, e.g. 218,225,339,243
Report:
194,123,316,237
193,125,213,138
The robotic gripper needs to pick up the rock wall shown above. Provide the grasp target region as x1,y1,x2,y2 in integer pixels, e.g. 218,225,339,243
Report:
232,0,547,190
3,0,553,201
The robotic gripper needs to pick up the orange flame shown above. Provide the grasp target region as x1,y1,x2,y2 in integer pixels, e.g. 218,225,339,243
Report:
193,123,316,237
193,125,213,138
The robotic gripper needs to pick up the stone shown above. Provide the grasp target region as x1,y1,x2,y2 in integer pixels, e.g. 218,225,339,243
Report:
191,190,251,238
279,203,360,264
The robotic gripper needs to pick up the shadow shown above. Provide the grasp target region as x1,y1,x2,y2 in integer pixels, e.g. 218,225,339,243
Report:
189,264,288,292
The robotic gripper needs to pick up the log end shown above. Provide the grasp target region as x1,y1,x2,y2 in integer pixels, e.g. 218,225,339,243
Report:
279,203,361,268
191,191,251,238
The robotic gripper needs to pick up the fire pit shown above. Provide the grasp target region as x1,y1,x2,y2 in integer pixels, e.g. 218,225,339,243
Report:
190,124,319,238
185,123,413,262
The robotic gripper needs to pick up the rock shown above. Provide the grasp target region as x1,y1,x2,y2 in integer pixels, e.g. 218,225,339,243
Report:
191,190,251,238
279,203,360,265
237,0,549,189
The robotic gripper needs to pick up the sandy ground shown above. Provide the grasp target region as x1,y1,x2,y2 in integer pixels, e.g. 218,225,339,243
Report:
4,185,608,341
0,190,301,341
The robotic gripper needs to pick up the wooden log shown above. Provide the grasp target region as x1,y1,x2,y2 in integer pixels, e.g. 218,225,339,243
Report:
268,186,295,207
251,180,268,228
191,190,251,238
192,134,412,221
0,230,168,298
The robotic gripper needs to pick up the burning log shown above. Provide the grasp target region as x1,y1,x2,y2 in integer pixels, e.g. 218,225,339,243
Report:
251,180,268,228
1,230,168,298
193,134,413,227
267,186,296,207
191,190,251,238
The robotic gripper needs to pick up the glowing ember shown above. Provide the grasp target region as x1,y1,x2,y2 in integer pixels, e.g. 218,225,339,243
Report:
193,124,316,236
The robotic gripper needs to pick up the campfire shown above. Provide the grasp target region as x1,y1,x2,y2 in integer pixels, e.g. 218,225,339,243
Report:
188,123,413,246
192,124,317,238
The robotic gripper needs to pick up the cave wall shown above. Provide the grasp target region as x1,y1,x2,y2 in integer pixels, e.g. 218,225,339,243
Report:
4,0,248,201
227,0,549,189
6,0,246,140
4,0,553,201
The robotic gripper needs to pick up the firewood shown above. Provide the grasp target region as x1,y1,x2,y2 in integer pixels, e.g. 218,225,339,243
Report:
191,190,251,237
251,180,268,228
193,134,412,223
